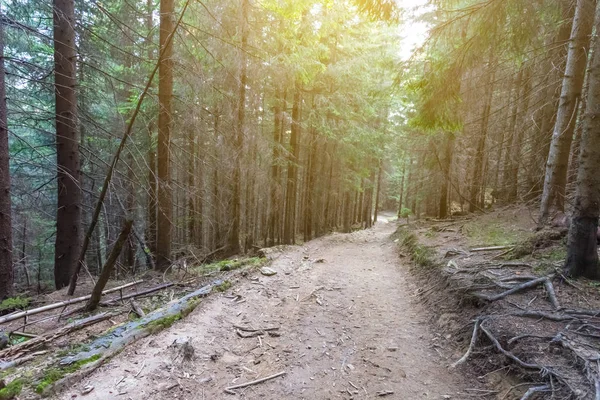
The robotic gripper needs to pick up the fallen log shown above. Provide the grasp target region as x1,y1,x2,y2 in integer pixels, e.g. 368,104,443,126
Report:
0,311,120,363
0,281,142,325
59,279,222,367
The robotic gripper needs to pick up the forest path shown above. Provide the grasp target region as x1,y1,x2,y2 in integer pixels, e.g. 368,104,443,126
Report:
54,213,469,399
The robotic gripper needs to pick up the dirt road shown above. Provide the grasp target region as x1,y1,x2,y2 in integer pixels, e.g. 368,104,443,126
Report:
54,213,469,399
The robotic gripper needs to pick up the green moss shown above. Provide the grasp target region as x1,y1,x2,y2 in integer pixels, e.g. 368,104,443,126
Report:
215,280,232,292
0,378,23,400
395,228,437,269
145,313,182,334
193,257,267,274
34,354,101,394
0,297,29,313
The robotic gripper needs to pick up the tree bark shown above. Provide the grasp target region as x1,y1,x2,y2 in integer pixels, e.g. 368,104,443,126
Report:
439,133,454,218
53,0,82,289
283,85,301,245
469,62,495,212
229,0,249,254
565,6,600,279
268,89,283,246
0,16,13,299
156,0,175,269
539,0,596,226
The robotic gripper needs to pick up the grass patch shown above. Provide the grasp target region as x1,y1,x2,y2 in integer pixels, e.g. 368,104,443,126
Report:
0,297,29,314
462,220,528,247
215,280,232,292
34,354,101,394
0,378,23,400
395,227,437,269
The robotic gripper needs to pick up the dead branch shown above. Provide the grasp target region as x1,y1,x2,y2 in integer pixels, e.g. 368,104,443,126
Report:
234,325,279,332
470,245,514,252
451,318,482,368
0,281,142,325
224,371,286,392
86,220,133,311
100,282,174,306
512,311,575,322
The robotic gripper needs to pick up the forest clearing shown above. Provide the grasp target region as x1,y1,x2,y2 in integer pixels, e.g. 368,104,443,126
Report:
5,0,600,398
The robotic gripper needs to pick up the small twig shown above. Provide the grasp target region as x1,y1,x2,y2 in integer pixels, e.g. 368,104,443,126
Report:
234,325,279,332
134,361,145,378
376,390,394,396
224,371,286,392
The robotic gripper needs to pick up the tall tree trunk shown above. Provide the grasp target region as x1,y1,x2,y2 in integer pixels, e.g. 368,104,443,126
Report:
268,89,283,246
439,133,454,218
374,160,382,223
506,65,533,202
187,129,196,245
0,17,13,299
469,62,495,212
53,0,82,289
156,0,175,269
565,7,600,279
397,158,406,218
283,86,301,245
229,0,249,254
539,0,596,226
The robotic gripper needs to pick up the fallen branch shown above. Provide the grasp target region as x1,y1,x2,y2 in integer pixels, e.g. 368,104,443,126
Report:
451,318,481,368
470,245,514,252
100,282,174,306
0,281,142,325
234,325,279,332
86,220,133,311
224,371,286,393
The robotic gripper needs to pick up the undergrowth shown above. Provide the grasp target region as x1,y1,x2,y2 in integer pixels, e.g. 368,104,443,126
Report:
35,354,101,394
0,297,29,314
0,379,23,400
394,227,437,269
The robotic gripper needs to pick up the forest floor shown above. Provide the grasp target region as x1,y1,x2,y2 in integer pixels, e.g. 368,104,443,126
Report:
50,212,474,399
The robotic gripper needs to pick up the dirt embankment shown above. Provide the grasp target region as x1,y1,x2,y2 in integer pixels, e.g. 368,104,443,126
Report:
399,206,600,399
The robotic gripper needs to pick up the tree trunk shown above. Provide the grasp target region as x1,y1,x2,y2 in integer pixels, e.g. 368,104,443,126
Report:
229,0,249,254
156,0,175,269
540,0,596,226
397,158,406,218
469,62,495,212
283,86,301,245
439,133,454,218
374,160,382,223
0,17,13,299
53,0,82,289
268,89,283,246
565,6,600,279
